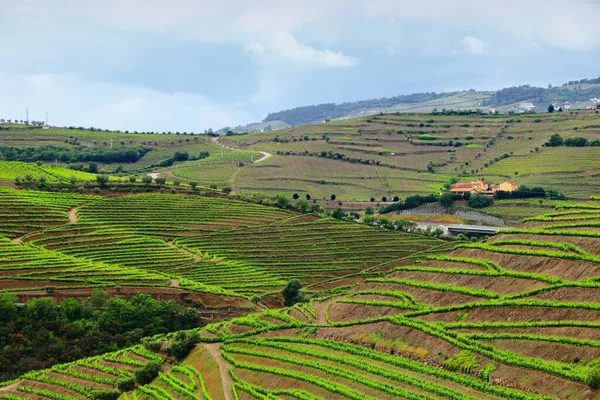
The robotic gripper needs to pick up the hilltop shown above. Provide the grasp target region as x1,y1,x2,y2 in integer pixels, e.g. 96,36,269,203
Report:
222,76,600,132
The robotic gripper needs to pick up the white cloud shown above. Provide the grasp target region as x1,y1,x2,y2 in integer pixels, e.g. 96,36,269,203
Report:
0,72,251,132
269,31,358,67
462,36,486,54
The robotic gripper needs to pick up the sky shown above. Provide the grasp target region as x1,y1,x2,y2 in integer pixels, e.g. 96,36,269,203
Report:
1,0,599,132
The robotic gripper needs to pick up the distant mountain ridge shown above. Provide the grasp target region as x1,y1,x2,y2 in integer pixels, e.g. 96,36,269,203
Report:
220,76,600,133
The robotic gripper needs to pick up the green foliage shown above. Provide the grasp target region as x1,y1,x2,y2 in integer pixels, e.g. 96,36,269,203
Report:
282,280,305,307
116,377,135,391
134,360,162,385
468,193,492,208
586,362,600,389
90,389,120,400
164,331,199,360
0,292,198,380
443,351,479,373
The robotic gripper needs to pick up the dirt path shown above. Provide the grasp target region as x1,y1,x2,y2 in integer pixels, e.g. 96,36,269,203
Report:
204,343,233,400
68,207,79,223
254,151,272,163
169,279,180,288
167,241,201,262
212,137,272,164
11,237,22,245
0,382,19,392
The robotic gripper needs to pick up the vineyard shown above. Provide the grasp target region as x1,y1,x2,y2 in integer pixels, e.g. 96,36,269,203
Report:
0,184,599,399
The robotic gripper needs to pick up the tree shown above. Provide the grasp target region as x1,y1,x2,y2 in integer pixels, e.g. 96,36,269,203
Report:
547,134,563,147
282,280,305,307
189,181,198,189
292,193,300,200
548,104,555,113
154,177,166,185
295,198,309,212
330,194,336,201
365,207,375,215
135,361,161,385
305,194,311,200
141,176,153,184
439,192,454,208
382,196,387,202
468,193,493,208
95,175,109,186
393,196,400,202
275,193,290,209
332,207,346,220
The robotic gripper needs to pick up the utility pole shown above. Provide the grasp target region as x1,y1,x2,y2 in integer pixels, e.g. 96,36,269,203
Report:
26,108,29,124
45,112,48,126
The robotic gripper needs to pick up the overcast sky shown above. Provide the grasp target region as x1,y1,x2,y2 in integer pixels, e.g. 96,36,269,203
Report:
1,0,599,132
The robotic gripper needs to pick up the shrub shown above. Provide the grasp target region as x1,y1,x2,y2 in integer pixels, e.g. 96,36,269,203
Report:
468,193,492,208
141,176,153,184
116,377,135,392
90,389,120,400
586,365,600,389
165,331,199,360
135,361,162,384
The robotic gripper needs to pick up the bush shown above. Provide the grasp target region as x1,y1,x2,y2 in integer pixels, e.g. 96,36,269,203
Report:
222,187,232,194
135,361,162,385
468,193,493,208
586,365,600,389
90,389,120,400
154,177,166,185
116,377,135,392
165,331,199,360
141,176,153,184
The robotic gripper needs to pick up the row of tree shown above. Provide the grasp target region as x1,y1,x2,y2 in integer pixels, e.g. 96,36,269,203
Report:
0,145,151,164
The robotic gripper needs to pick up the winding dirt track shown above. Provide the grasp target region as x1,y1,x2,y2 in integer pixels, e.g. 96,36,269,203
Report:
211,137,272,163
204,343,233,400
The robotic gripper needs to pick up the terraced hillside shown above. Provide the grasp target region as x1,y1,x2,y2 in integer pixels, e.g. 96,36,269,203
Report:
2,196,600,399
3,109,599,205
201,109,599,201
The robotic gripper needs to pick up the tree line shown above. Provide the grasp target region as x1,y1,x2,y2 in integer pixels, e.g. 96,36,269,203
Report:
0,145,151,164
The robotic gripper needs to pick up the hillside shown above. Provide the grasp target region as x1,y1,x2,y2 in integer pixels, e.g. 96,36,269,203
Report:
1,108,599,226
1,194,600,398
224,77,600,131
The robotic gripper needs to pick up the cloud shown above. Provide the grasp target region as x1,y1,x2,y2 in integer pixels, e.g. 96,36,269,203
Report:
0,72,251,132
462,36,486,54
269,31,358,67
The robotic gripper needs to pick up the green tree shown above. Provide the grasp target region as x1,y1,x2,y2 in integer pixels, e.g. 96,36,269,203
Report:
295,198,309,212
439,192,454,208
189,181,198,189
548,104,555,113
95,175,109,186
468,193,493,208
128,176,137,183
141,175,153,184
135,361,161,385
275,193,290,209
547,134,563,147
282,280,305,307
154,177,166,185
365,207,375,215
